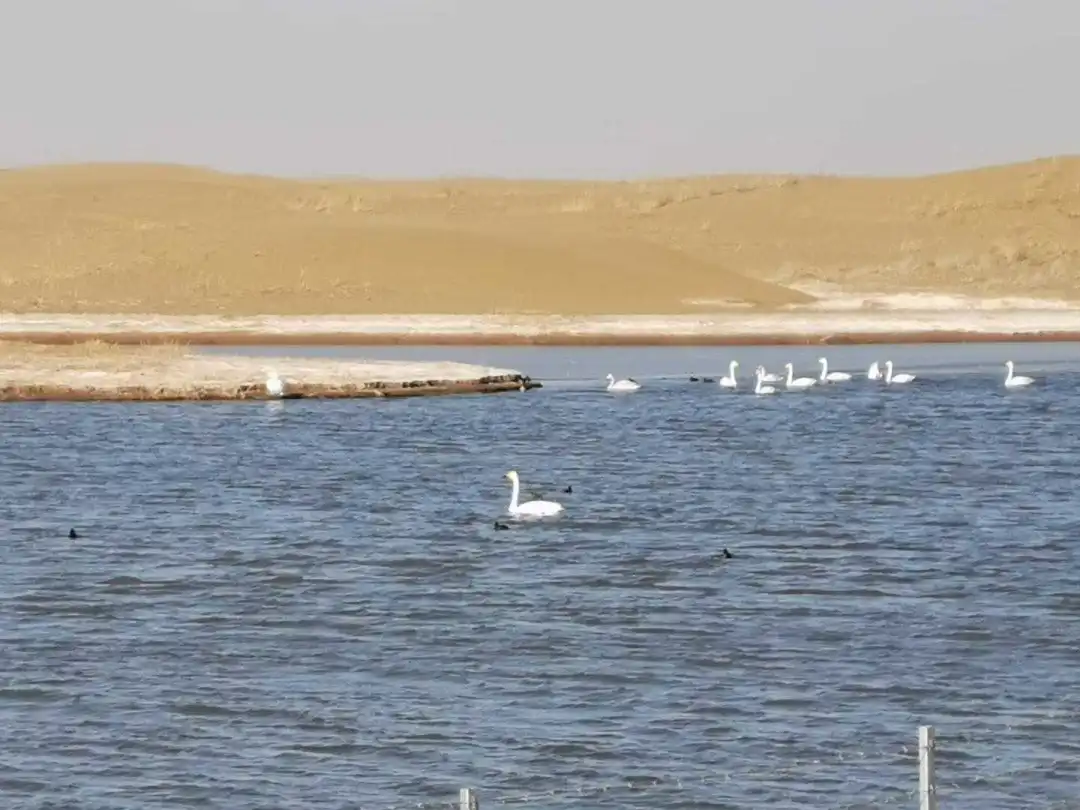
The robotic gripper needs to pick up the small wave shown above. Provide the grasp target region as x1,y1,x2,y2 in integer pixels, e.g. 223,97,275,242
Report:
168,700,241,718
0,777,48,794
0,687,65,703
102,575,144,587
288,742,370,756
261,571,304,585
11,600,115,619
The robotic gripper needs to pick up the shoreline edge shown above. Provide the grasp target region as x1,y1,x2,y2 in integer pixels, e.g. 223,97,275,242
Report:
0,341,540,403
5,309,1080,347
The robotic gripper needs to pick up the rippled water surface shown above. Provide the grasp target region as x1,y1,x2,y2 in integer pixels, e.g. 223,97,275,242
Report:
2,345,1080,809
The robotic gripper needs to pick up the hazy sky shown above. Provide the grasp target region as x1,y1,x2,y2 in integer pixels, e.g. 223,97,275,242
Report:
4,0,1077,179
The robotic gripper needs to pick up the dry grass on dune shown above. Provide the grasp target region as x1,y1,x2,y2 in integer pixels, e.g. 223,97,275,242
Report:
1,157,1080,316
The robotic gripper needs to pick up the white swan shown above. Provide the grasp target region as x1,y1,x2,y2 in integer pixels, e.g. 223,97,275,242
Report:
756,365,782,383
1004,360,1035,388
719,360,739,389
867,361,882,381
884,360,916,385
818,356,853,382
754,367,776,396
504,470,564,518
784,362,817,390
606,373,641,392
265,370,285,398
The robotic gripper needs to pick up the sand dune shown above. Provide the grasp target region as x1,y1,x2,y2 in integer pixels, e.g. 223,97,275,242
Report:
2,157,1079,316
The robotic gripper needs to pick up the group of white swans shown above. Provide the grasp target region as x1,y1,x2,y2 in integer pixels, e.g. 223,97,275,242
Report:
262,363,1037,521
606,357,1037,396
266,360,1033,401
509,358,1040,520
510,358,1040,520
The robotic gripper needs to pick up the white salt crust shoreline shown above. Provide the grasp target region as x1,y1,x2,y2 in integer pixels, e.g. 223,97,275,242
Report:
6,307,1080,340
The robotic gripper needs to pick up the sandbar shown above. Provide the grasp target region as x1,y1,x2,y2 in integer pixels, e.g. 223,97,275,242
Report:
0,342,536,402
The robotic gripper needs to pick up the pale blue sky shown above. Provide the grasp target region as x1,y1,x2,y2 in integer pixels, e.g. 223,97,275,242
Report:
4,0,1077,179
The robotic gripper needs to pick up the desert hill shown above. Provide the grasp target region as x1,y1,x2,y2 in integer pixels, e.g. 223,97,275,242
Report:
1,157,1079,315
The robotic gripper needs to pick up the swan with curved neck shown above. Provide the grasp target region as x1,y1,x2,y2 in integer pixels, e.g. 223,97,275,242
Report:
505,470,564,518
719,360,739,389
784,363,817,389
606,373,641,392
756,365,781,383
818,357,852,382
265,369,285,398
754,367,776,395
867,361,882,380
1004,360,1035,388
884,360,915,385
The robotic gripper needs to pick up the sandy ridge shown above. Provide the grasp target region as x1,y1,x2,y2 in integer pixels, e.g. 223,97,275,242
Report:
3,157,1080,317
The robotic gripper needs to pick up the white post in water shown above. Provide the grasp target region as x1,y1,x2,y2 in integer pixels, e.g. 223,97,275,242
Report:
459,787,479,810
918,725,937,810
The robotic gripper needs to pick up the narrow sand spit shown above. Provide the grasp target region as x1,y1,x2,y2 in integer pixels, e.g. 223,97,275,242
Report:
5,304,1080,346
0,342,536,402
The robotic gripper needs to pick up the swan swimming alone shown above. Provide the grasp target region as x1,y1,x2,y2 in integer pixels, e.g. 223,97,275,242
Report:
818,357,853,382
756,365,782,383
884,360,916,385
1004,360,1035,388
754,367,776,396
606,373,641,392
784,363,817,390
867,361,882,381
265,370,285,398
719,360,739,389
504,470,564,518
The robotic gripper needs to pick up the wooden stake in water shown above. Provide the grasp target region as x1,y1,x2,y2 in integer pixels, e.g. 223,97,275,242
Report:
918,725,937,810
459,787,479,810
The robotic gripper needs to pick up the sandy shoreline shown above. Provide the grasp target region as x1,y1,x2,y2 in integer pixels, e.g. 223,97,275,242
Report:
0,342,536,402
5,310,1080,346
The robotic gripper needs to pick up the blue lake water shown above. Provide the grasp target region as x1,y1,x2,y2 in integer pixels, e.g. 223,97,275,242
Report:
1,342,1078,809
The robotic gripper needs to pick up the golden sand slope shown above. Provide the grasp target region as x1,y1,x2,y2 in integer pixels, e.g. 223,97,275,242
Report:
1,157,1079,315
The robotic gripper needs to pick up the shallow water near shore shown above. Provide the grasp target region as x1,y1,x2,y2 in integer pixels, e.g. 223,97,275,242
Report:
2,342,1079,809
203,338,1080,386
